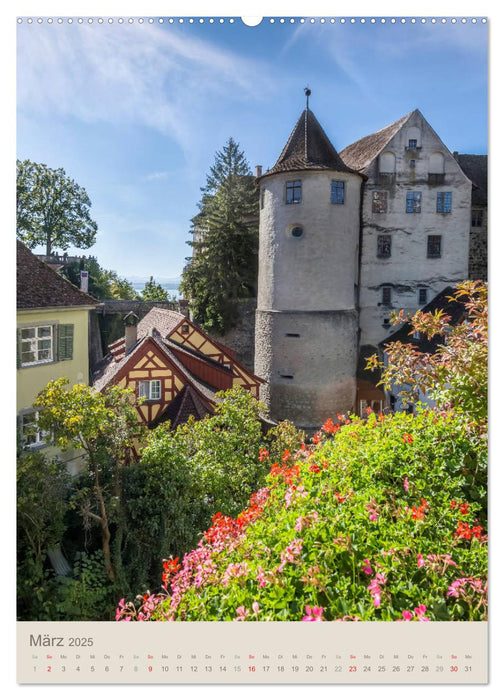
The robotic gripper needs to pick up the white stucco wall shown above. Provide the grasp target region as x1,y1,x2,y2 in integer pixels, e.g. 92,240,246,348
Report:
358,112,472,348
257,170,362,312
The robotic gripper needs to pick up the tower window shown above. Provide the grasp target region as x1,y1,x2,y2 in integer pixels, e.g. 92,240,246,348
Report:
427,236,442,258
331,180,345,204
286,180,302,204
409,159,416,168
418,287,428,305
382,286,392,305
377,235,392,258
408,139,418,149
436,192,452,213
290,226,304,238
285,333,300,338
406,192,422,213
372,191,388,213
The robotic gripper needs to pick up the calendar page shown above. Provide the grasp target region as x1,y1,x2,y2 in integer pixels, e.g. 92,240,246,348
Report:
15,5,489,687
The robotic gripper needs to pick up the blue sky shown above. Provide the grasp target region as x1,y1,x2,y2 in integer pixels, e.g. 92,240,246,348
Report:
16,15,487,281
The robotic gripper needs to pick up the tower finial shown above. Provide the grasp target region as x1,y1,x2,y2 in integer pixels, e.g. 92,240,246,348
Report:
304,86,311,110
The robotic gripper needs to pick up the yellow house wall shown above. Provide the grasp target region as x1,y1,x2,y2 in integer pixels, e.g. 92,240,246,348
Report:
17,306,92,412
17,306,94,475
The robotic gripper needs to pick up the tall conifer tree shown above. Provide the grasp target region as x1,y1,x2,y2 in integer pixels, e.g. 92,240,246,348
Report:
180,138,258,334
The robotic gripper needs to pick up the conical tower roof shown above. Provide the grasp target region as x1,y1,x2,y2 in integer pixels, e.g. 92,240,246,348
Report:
261,108,361,178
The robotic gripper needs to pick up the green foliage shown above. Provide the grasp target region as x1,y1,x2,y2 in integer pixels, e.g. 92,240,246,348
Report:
368,281,487,425
143,387,267,518
17,452,71,620
180,138,258,333
34,379,146,583
16,159,97,255
54,551,113,621
124,409,487,622
120,388,269,592
140,276,170,301
61,257,139,301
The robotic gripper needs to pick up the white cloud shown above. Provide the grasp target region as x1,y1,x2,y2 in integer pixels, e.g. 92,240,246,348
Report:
17,22,275,154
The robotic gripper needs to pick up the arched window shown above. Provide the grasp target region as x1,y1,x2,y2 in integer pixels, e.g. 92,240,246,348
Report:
379,151,395,174
428,152,445,174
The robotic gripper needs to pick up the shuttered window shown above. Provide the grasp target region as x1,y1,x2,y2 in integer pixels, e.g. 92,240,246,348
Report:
57,324,74,361
17,322,74,367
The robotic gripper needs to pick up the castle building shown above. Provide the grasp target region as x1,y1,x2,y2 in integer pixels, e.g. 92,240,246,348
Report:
255,102,486,429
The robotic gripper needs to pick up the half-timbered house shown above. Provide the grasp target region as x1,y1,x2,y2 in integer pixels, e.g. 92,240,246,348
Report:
92,307,264,429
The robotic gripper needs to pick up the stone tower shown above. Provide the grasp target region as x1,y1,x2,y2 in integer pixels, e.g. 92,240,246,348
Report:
254,104,364,429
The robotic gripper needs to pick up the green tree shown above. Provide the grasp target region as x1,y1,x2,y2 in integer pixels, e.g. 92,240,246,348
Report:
140,276,169,301
110,275,139,301
16,159,98,256
61,258,139,301
17,452,71,619
180,138,258,333
34,379,146,583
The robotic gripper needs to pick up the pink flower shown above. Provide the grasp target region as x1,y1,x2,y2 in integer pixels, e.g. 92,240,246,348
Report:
369,512,378,522
414,604,430,621
402,610,413,621
302,605,324,621
404,477,409,492
235,606,249,621
256,566,267,588
252,602,260,614
361,559,373,576
417,553,425,567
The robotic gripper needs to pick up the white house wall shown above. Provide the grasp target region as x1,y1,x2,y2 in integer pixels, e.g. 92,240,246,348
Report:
358,112,472,348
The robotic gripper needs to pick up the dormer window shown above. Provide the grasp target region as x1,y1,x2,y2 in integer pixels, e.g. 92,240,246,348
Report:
286,180,302,204
408,139,418,149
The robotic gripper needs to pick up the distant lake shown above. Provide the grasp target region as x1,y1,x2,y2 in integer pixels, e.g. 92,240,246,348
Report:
129,280,182,299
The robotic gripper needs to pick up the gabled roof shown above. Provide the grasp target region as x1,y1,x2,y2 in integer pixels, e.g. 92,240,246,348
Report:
262,108,361,178
93,329,219,406
340,111,415,173
456,154,488,206
17,239,99,309
151,384,212,429
379,286,465,354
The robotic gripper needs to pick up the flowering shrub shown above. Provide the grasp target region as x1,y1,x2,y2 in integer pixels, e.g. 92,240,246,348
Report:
117,408,486,622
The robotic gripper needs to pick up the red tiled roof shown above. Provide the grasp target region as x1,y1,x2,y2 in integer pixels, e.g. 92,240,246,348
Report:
17,240,99,309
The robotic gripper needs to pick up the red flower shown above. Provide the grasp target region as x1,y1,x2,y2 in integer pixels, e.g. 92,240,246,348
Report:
460,502,469,515
258,448,269,462
402,433,414,443
322,418,340,434
309,464,321,474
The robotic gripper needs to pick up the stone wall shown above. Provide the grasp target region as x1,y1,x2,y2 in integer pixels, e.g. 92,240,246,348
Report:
208,298,257,372
468,210,488,281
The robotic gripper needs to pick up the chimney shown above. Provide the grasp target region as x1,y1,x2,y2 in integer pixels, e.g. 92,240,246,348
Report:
453,151,459,161
80,270,89,293
178,299,190,317
123,311,139,355
255,165,263,178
